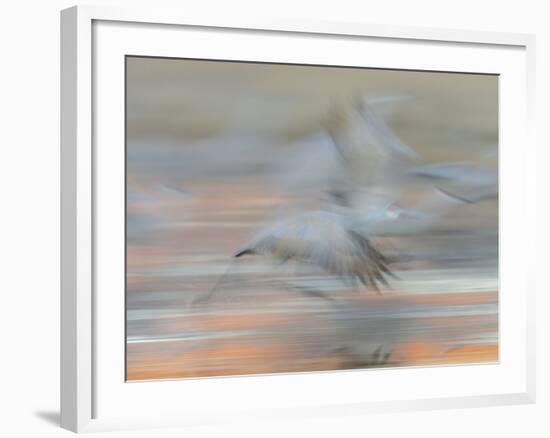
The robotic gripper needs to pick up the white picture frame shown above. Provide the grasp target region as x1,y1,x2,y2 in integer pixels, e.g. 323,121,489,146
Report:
60,4,536,433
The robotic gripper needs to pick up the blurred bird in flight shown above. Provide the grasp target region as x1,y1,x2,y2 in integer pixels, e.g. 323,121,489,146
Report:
197,93,497,303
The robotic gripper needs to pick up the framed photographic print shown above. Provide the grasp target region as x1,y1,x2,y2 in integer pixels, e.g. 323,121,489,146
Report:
61,5,536,433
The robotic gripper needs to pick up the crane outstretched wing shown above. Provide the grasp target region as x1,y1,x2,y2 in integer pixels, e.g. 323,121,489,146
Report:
322,96,419,214
409,162,498,203
235,211,394,292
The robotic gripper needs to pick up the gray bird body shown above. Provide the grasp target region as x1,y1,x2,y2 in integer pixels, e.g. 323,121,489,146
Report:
234,210,394,293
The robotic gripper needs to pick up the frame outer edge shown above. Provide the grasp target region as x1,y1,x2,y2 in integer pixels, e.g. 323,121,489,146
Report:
524,34,537,404
61,5,93,432
60,4,536,431
79,4,532,47
60,6,78,432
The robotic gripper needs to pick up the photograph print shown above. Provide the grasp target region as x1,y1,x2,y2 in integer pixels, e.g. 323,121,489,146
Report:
126,57,498,381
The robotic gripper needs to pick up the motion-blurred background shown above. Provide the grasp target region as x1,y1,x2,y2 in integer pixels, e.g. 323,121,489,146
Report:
126,57,498,380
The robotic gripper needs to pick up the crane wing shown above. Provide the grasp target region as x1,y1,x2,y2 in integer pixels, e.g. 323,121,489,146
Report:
323,96,418,213
236,211,393,291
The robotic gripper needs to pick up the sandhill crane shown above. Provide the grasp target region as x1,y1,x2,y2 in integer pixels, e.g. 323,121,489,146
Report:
197,95,496,304
235,210,394,285
323,96,497,235
195,209,396,304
